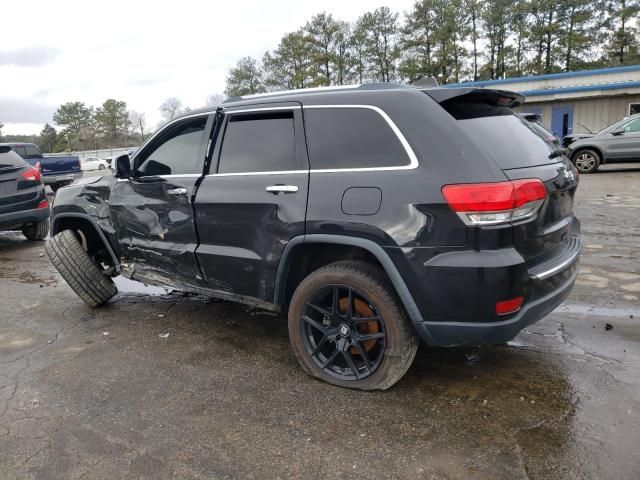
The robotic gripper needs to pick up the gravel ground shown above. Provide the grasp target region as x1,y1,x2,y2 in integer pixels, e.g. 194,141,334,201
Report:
1,164,639,479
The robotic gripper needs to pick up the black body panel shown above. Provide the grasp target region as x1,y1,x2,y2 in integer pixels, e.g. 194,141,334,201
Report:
48,84,580,347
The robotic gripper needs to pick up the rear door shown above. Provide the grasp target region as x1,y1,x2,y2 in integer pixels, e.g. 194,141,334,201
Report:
109,114,213,284
193,103,309,302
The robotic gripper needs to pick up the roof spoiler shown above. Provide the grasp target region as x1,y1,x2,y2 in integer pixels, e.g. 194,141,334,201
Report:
422,87,525,108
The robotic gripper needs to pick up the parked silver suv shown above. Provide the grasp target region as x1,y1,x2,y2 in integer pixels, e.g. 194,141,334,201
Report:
567,113,640,173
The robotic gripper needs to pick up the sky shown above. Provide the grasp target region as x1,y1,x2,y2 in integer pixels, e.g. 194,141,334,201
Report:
0,0,415,135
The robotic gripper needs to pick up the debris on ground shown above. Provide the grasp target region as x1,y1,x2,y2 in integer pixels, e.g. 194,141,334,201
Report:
159,333,170,338
605,323,613,331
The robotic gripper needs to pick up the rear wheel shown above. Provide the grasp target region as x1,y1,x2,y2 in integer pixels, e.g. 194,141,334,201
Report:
572,149,600,174
45,229,117,307
98,164,106,170
21,219,49,241
288,261,418,390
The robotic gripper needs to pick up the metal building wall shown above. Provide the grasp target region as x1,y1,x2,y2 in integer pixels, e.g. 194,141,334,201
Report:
519,95,640,134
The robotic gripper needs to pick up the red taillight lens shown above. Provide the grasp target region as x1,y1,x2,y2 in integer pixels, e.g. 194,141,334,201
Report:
442,179,547,225
20,165,43,184
496,296,524,315
37,200,49,209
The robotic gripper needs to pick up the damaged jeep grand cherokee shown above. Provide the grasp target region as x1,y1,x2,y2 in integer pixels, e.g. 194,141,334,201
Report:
46,84,581,390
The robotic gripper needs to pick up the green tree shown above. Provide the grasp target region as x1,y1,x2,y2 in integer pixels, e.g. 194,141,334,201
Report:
96,99,130,148
481,0,512,79
528,0,563,74
558,0,595,70
603,0,640,65
304,12,345,86
225,56,266,96
39,123,57,153
400,0,438,83
355,7,400,82
52,101,93,150
263,31,313,90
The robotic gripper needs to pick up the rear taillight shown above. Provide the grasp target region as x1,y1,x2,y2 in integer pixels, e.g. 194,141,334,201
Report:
442,179,547,226
37,199,49,209
20,165,43,184
496,296,524,315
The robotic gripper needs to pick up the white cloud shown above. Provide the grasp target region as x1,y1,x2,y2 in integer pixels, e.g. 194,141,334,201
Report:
0,0,414,135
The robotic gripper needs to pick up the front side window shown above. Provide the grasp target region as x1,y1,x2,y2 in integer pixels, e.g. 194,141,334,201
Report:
135,117,207,176
622,117,640,133
304,107,410,170
218,111,297,174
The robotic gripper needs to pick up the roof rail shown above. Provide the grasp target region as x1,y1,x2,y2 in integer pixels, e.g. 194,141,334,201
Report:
224,82,413,102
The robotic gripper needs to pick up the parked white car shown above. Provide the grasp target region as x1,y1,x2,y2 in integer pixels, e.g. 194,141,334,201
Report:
81,157,109,171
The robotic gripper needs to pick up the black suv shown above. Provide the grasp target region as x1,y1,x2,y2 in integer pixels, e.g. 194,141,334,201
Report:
46,84,580,390
0,146,50,240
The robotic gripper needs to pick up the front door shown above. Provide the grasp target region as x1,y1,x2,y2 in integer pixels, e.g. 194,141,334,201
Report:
110,114,213,285
604,116,640,160
551,105,573,138
193,103,309,303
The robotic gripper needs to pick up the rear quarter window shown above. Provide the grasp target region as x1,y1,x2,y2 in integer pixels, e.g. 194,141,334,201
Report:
304,107,411,170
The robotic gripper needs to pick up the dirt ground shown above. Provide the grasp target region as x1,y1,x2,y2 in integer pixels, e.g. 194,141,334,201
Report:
1,165,639,479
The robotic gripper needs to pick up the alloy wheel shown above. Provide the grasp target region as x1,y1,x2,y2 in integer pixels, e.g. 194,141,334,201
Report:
575,153,597,172
300,284,386,381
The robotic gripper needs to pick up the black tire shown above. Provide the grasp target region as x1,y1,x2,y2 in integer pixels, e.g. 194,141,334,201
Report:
98,164,105,170
45,229,117,307
572,148,600,174
288,261,419,390
50,183,61,193
21,219,49,241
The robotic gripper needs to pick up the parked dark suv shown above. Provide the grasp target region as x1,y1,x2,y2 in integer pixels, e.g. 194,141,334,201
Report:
0,146,50,240
45,84,581,390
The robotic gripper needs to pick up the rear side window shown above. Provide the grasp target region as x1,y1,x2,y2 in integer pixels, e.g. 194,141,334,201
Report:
218,112,297,174
304,108,410,170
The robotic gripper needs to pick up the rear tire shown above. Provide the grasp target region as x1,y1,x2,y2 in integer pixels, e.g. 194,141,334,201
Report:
99,164,105,170
288,261,419,390
21,219,49,241
45,229,117,307
572,149,600,174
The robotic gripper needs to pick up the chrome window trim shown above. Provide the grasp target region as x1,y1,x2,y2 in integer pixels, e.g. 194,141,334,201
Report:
224,106,301,114
207,170,307,178
302,104,419,172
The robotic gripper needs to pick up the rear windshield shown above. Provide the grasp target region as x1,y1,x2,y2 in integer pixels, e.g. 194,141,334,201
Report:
10,145,42,159
443,101,558,169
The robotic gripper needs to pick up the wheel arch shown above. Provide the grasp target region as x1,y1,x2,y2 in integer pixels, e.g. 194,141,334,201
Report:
51,213,121,273
571,145,605,164
274,234,428,333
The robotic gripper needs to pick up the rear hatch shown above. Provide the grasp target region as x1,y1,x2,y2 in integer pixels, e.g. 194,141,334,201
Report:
0,147,42,215
427,88,579,268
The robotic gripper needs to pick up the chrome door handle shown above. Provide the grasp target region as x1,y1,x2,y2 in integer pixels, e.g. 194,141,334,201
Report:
266,185,299,194
167,188,187,195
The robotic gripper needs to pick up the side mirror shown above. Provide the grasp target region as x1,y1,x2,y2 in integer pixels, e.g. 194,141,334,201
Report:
115,154,131,178
611,128,625,136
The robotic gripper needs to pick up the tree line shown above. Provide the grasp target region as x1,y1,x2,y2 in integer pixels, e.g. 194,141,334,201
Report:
224,0,640,96
0,97,200,153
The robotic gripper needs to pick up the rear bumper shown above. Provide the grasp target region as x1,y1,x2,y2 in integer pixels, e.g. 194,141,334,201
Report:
415,266,578,346
43,172,82,185
0,206,50,230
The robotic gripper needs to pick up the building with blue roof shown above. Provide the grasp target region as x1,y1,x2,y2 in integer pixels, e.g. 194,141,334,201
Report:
445,65,640,137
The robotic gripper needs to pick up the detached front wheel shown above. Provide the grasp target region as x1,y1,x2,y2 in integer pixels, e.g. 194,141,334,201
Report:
45,229,117,307
288,261,418,390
